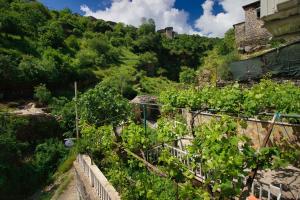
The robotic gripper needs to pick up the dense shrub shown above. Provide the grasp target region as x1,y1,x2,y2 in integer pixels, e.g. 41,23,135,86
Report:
179,66,196,84
34,138,68,180
0,113,67,198
50,97,75,137
34,84,52,105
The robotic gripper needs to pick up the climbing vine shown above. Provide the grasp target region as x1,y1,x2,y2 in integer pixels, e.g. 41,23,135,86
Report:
77,79,299,199
159,79,300,120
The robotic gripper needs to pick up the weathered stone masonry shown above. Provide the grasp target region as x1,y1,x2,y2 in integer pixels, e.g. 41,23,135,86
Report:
234,1,272,52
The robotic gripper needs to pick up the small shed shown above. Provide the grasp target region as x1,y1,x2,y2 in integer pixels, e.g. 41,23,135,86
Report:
130,95,160,122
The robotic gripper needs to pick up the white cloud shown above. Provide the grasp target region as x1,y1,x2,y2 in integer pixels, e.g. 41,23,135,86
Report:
81,0,256,37
80,0,200,35
195,0,254,37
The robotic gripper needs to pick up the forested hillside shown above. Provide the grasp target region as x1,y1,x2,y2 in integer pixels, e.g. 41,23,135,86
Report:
0,0,219,99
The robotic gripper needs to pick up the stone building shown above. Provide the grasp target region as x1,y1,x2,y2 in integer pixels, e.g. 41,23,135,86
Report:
130,95,160,123
157,27,177,39
261,0,300,41
233,1,272,52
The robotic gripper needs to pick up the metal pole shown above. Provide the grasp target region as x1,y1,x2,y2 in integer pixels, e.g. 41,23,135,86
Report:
75,81,79,139
258,112,300,118
215,65,218,87
143,104,147,135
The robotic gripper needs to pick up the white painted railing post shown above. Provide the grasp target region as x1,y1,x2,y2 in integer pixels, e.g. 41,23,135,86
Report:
75,154,121,200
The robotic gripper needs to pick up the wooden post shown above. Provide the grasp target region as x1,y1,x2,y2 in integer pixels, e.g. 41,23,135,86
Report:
75,81,79,139
215,65,218,87
261,113,280,147
191,111,195,137
244,113,280,195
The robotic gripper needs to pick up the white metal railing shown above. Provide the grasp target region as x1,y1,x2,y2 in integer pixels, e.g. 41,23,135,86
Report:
164,144,206,180
145,144,206,180
145,144,282,199
250,179,282,200
77,154,121,200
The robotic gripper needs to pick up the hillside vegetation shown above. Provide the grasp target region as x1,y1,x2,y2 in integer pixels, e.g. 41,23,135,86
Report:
0,0,219,99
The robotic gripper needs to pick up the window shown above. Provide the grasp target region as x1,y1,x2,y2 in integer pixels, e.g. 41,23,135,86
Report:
256,7,261,18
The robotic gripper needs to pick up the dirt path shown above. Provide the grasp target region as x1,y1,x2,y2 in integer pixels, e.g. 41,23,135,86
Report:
57,178,77,200
54,168,78,200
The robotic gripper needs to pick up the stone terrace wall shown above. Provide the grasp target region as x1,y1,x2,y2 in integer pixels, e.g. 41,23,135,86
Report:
182,110,300,149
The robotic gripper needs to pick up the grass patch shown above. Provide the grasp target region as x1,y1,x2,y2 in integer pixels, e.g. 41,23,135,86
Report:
120,48,139,67
57,153,76,175
0,103,13,112
38,191,54,200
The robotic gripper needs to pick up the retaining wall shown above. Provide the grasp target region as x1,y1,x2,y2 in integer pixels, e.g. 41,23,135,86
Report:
182,110,300,149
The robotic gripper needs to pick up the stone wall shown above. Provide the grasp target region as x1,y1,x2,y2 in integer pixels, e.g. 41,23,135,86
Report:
182,110,300,150
158,27,176,39
165,28,174,39
234,22,246,48
244,5,272,46
234,3,272,52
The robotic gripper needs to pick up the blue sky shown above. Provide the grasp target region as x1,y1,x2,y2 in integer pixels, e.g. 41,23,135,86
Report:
39,0,111,14
39,0,251,37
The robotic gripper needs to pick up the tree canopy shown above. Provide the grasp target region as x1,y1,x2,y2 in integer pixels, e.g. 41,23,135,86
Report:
79,83,131,127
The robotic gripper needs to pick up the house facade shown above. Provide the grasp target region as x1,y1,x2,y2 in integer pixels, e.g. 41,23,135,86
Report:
233,1,272,52
260,0,300,41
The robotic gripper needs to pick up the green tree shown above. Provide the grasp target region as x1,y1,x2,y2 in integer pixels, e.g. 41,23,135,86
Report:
0,53,20,84
121,123,151,151
0,10,22,36
138,18,155,35
137,51,158,76
34,138,68,179
38,48,74,84
76,35,120,68
39,21,65,48
34,84,52,105
161,34,218,80
179,66,196,84
87,19,112,33
65,35,79,50
216,28,236,55
11,0,51,37
18,55,42,83
79,83,131,127
100,66,138,98
0,113,40,198
50,97,76,137
134,33,161,53
137,76,176,95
